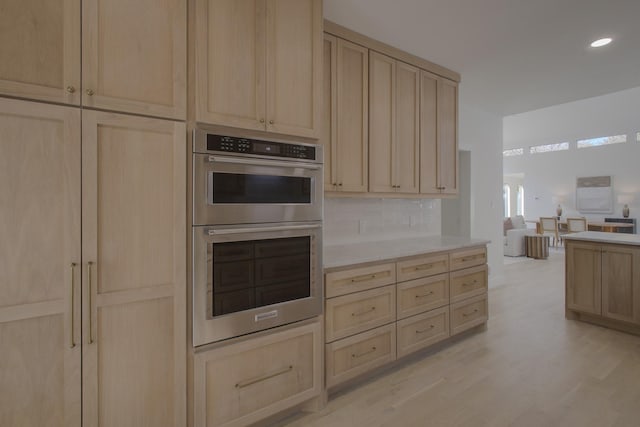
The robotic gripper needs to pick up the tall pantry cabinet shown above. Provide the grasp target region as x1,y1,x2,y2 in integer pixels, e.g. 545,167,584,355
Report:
0,0,186,425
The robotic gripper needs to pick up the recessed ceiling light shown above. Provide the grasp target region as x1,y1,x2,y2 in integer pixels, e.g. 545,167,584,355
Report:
590,38,612,48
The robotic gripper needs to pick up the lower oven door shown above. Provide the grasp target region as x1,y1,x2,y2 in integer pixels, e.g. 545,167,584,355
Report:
192,222,323,346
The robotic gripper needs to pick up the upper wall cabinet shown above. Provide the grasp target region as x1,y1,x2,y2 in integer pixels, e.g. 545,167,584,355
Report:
420,71,458,196
0,0,186,119
0,0,81,105
369,52,420,194
196,0,322,139
82,0,187,119
322,35,369,193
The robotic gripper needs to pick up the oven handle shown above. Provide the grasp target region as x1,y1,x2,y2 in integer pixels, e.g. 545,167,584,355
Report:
207,155,321,170
208,224,321,236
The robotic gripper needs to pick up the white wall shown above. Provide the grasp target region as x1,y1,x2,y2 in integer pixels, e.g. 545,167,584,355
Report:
504,86,640,222
459,100,505,278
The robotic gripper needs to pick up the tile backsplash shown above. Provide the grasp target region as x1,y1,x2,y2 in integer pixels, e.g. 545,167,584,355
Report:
324,198,441,245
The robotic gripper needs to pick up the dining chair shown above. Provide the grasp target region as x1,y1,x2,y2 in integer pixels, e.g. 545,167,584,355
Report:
540,217,560,246
566,217,587,233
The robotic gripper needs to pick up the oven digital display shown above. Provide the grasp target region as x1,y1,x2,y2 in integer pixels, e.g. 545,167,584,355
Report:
253,142,280,155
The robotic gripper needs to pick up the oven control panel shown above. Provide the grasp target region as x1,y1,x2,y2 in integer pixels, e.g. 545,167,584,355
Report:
206,134,316,160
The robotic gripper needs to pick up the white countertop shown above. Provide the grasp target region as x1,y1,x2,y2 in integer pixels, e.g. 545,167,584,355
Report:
323,235,490,270
562,231,640,246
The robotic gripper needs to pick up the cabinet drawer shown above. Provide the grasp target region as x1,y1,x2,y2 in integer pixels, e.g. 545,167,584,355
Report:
325,285,396,342
450,264,488,304
325,323,396,388
450,293,488,336
397,306,450,358
325,262,396,298
397,273,449,319
397,253,448,282
194,321,321,427
449,247,487,271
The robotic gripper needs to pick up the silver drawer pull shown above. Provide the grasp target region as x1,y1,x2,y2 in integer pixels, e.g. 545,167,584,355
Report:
352,346,377,358
416,325,435,334
415,291,435,299
352,307,376,317
462,279,479,287
235,365,293,388
414,264,434,271
462,309,479,318
351,274,377,283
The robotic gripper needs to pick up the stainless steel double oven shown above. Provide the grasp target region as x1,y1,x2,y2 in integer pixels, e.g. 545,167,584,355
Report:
192,130,323,346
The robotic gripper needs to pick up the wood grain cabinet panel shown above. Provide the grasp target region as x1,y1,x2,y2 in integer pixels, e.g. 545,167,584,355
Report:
325,285,396,342
450,265,488,304
322,35,369,192
325,323,396,388
601,245,640,324
325,262,395,298
397,307,450,358
397,273,449,320
196,0,322,138
449,246,487,271
0,98,81,427
397,253,449,282
565,242,602,315
450,293,488,336
194,321,322,427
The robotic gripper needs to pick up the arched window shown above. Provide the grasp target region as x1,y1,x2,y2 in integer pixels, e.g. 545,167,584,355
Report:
503,184,511,217
517,185,524,216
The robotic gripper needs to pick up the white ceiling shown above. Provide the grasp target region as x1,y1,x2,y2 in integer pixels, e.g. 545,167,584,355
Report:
324,0,640,117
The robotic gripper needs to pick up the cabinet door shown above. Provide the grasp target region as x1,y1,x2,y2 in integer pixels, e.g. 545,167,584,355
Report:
437,79,458,195
81,111,186,427
83,0,186,119
419,70,438,194
322,34,338,191
0,99,81,427
369,51,395,193
0,0,80,105
601,245,640,324
336,38,369,192
566,242,601,315
195,0,266,130
394,61,419,193
266,0,322,138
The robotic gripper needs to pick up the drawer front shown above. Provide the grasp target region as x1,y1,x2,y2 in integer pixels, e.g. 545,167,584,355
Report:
325,285,396,342
325,262,396,298
397,253,449,282
397,273,449,319
397,306,450,358
325,323,396,388
449,246,487,271
450,264,488,304
450,293,488,336
194,321,321,427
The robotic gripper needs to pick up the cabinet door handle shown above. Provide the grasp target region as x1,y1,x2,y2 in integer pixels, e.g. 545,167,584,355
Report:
462,280,478,287
462,308,479,318
416,325,435,334
415,291,434,299
235,365,293,388
269,120,274,125
69,262,77,349
352,306,376,317
259,118,265,123
352,346,376,358
351,274,377,283
66,86,76,94
414,264,434,271
88,261,95,344
86,89,94,96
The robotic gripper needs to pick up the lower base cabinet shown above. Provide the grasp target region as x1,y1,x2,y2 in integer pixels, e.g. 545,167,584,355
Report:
193,320,322,427
397,306,450,358
450,294,488,336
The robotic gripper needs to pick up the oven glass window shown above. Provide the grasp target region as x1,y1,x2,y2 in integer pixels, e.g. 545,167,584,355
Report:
212,236,311,316
211,172,311,204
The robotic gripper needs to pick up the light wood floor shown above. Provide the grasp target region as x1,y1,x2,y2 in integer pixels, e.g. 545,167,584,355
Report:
276,249,640,427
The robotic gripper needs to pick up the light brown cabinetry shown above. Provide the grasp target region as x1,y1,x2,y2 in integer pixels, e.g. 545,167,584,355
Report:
420,71,459,195
193,320,322,427
0,0,186,119
324,244,488,388
566,240,640,328
196,0,322,139
369,52,420,194
322,34,369,192
0,98,186,426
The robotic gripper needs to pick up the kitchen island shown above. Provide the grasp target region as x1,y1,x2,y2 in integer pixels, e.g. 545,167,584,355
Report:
322,235,490,390
564,231,640,335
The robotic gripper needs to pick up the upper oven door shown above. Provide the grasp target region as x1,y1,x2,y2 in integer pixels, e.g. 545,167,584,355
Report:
193,153,323,225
